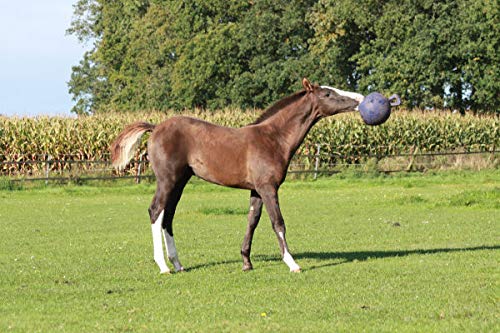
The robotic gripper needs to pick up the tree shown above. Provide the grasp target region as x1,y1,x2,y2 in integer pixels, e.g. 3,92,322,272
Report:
68,0,499,114
68,0,152,113
308,0,499,113
169,0,317,109
167,0,250,109
228,0,318,108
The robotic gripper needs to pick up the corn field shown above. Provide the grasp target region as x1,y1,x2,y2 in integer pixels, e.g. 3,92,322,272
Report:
0,109,498,178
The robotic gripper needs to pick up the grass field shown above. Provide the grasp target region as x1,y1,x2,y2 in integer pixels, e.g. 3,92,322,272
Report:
1,171,498,332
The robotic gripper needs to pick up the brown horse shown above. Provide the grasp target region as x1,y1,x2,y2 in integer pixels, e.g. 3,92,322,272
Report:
111,78,363,273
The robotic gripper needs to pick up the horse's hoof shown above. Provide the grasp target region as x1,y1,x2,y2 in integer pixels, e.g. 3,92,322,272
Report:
242,264,253,271
176,267,186,273
291,268,301,273
160,270,171,275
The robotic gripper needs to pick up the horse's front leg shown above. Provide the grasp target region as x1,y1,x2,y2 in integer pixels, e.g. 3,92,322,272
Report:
241,190,263,271
258,185,301,272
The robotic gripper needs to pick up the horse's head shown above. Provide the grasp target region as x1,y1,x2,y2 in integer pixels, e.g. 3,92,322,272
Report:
302,78,362,117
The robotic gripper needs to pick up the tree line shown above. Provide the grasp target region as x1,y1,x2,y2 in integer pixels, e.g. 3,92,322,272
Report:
68,0,499,115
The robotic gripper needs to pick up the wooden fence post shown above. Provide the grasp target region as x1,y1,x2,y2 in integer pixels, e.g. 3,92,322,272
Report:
314,144,321,179
45,154,52,185
406,145,418,172
136,153,144,184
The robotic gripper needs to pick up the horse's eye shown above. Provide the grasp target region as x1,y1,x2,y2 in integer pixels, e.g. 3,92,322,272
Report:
325,93,330,97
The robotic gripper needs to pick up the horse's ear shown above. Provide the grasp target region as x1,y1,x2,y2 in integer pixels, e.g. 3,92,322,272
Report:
302,78,313,92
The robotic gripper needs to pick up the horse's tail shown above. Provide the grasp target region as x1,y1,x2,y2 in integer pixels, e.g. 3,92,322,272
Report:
110,122,156,170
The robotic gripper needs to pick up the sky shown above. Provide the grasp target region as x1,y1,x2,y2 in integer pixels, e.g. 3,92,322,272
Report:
0,1,87,116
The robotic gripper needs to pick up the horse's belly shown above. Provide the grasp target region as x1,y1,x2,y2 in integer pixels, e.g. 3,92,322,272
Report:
189,155,253,189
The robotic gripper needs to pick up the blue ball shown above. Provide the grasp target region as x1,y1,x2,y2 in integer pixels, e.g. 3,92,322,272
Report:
359,92,392,126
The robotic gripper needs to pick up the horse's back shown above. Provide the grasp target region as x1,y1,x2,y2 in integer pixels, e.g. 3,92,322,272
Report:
150,116,241,148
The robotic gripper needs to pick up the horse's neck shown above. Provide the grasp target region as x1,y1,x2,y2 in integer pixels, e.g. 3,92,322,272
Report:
260,98,319,161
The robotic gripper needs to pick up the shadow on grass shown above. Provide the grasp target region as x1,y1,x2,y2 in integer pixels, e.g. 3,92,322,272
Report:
292,245,500,271
186,259,241,272
186,245,499,272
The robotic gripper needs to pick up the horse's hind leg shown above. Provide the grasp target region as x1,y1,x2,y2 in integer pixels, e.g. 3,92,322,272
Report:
162,173,191,272
149,183,172,274
149,171,191,274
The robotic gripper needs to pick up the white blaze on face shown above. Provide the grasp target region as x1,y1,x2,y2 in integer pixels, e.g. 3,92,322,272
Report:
151,210,170,274
321,86,365,110
278,232,301,272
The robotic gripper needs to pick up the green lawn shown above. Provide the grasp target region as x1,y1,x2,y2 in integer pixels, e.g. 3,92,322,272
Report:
0,171,498,332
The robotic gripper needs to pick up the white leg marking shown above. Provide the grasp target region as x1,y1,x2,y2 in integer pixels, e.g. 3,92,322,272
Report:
152,210,170,274
278,232,301,272
163,230,184,272
321,86,365,110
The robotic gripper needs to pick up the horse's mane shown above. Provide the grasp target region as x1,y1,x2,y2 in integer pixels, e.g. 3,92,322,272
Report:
251,90,307,124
